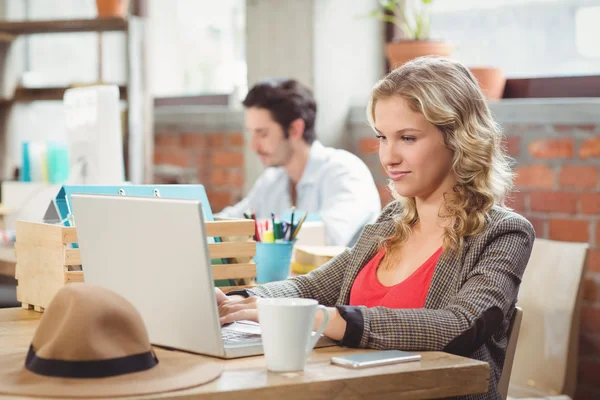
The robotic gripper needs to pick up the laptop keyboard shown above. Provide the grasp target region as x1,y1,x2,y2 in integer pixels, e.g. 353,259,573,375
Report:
221,329,262,345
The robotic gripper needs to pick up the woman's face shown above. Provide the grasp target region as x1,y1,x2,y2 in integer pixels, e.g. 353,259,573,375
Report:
375,96,456,201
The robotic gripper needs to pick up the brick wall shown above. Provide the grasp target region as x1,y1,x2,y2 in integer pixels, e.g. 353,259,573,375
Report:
503,123,600,400
153,130,245,212
355,121,600,399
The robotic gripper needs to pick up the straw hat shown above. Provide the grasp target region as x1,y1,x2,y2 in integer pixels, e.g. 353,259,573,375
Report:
0,283,223,398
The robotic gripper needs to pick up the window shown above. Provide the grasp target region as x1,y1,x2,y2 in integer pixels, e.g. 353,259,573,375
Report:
10,0,126,88
430,0,600,78
148,0,246,98
575,5,600,58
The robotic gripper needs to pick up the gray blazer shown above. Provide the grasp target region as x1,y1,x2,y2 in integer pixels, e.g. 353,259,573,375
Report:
233,201,535,399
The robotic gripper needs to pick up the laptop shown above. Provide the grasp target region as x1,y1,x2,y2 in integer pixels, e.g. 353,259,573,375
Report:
70,193,336,359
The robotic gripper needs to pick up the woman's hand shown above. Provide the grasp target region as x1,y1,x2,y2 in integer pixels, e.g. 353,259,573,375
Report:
214,287,259,325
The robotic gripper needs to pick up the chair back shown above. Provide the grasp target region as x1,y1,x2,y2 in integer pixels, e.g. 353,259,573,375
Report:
508,238,588,398
498,306,523,398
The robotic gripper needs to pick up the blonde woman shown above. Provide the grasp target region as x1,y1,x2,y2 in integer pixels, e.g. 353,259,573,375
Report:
217,57,535,399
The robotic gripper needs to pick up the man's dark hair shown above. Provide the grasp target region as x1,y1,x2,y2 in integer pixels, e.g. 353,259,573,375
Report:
242,78,317,144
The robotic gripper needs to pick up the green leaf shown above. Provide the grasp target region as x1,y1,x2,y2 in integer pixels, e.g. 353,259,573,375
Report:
415,13,431,40
363,9,399,25
421,0,433,4
398,21,414,39
379,0,396,11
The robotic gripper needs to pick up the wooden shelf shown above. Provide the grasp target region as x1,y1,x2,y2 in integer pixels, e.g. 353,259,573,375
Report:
0,86,128,103
0,18,127,35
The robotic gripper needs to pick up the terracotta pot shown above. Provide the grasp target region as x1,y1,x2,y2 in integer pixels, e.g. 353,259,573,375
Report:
96,0,129,17
385,41,454,70
469,67,506,100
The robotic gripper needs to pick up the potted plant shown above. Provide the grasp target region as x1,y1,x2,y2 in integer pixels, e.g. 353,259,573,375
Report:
468,66,506,100
368,0,453,69
96,0,129,18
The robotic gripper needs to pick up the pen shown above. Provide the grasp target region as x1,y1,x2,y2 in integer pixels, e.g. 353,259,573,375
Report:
273,221,284,243
282,221,290,238
271,213,276,235
251,212,260,242
290,212,307,241
289,206,296,241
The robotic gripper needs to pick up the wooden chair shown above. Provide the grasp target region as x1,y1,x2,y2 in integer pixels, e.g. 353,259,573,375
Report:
499,306,523,399
507,238,588,399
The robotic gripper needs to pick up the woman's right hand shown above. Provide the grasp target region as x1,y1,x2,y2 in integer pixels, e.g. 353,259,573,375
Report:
214,287,259,325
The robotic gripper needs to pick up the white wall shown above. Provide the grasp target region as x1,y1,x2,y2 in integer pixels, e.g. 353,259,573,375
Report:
246,0,314,89
313,0,383,149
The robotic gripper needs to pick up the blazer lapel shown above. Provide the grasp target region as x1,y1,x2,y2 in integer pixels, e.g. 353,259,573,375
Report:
338,219,396,304
424,235,474,308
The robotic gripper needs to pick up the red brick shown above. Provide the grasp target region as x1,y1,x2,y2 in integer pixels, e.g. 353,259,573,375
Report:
581,305,600,334
581,194,600,215
548,219,589,242
212,151,244,167
196,168,210,185
211,169,228,187
529,191,578,214
181,133,208,148
559,165,599,189
505,192,526,212
529,138,574,159
206,191,232,212
514,165,554,188
526,216,546,238
583,276,599,302
155,133,181,149
579,359,600,387
229,169,244,187
153,150,189,167
598,222,600,246
588,249,600,273
359,137,379,154
210,168,243,188
502,136,520,157
209,133,226,147
228,133,244,147
554,124,596,133
580,137,600,159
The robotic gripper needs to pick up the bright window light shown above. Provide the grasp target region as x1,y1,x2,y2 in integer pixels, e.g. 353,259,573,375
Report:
575,6,600,58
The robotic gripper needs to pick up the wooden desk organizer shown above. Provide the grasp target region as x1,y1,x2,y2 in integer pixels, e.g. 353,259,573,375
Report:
14,219,257,312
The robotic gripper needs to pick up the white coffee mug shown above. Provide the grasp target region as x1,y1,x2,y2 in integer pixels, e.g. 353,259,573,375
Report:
256,298,330,372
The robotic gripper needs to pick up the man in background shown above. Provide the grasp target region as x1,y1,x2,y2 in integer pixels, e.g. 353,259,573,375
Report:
217,78,381,247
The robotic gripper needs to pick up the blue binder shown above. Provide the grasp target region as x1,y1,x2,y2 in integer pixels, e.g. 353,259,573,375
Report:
54,184,232,286
55,184,215,224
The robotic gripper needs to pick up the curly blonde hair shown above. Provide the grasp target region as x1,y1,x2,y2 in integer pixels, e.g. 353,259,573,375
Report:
367,57,514,253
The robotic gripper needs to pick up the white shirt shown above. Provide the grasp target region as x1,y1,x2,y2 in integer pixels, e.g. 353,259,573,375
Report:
217,141,381,247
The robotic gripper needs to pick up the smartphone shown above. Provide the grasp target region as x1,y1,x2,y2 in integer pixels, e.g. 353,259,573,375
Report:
330,350,421,369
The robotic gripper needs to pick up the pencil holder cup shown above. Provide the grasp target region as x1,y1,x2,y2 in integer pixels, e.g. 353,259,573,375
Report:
254,241,296,283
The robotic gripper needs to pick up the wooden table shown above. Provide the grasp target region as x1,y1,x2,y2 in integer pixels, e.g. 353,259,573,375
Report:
0,308,490,399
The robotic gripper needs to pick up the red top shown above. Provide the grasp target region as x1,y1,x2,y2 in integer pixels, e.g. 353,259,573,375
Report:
349,247,443,308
